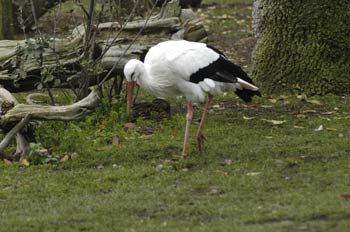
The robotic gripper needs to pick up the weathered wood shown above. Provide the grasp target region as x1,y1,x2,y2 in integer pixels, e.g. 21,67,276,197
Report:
0,87,30,158
0,0,207,93
0,114,30,153
0,86,100,158
101,45,150,72
15,132,30,159
98,17,181,33
0,88,100,125
0,86,19,105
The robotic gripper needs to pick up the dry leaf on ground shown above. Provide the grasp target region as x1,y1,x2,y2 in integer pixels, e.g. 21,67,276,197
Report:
243,116,255,120
307,99,322,105
21,159,30,167
246,172,261,176
60,155,69,162
314,125,324,131
262,119,287,125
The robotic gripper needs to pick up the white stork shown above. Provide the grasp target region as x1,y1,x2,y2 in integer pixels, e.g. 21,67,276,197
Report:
123,40,261,160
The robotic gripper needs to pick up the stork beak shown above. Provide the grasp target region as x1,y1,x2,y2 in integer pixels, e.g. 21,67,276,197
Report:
127,81,136,113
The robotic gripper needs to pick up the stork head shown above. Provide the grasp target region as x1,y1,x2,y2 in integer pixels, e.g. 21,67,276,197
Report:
123,59,143,113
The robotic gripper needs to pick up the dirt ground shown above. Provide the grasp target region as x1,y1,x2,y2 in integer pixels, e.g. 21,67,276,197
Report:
198,2,255,68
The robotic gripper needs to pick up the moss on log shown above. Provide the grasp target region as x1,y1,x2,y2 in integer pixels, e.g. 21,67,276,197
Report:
252,0,350,95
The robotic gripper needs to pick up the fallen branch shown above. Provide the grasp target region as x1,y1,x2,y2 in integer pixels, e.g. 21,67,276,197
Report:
0,114,30,154
98,17,181,33
0,87,101,159
26,93,50,105
0,88,100,125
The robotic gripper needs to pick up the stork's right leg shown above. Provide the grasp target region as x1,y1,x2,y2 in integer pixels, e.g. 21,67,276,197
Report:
196,95,213,152
181,102,193,160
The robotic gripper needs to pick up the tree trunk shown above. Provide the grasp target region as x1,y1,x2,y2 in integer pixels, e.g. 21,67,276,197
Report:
0,0,15,39
252,0,350,95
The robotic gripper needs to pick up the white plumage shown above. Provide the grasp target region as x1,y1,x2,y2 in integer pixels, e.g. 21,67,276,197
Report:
124,40,261,159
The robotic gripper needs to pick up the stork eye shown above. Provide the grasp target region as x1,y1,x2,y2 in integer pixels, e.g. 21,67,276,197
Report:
131,72,135,80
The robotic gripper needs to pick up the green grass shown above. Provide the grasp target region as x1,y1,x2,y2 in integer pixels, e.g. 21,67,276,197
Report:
1,94,350,231
3,0,350,231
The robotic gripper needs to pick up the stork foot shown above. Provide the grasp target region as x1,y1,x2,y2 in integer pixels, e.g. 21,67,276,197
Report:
197,132,206,153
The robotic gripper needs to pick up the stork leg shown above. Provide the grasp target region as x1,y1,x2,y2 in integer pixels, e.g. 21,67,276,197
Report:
196,95,213,152
181,102,193,160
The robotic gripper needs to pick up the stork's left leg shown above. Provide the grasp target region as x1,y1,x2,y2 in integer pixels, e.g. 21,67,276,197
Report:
181,102,193,160
196,95,213,152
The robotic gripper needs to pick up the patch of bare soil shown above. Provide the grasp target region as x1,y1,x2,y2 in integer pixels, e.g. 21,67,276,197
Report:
199,3,256,67
209,33,256,66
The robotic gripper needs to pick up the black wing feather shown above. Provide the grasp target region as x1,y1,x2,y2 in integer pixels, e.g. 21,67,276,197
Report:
189,54,255,84
189,45,261,102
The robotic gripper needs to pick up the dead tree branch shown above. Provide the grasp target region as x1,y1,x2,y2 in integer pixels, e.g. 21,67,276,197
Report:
0,114,31,154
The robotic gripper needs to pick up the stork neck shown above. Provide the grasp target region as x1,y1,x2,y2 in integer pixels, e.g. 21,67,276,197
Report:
136,63,153,91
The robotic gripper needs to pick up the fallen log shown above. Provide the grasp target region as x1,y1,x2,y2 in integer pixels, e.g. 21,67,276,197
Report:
0,0,207,92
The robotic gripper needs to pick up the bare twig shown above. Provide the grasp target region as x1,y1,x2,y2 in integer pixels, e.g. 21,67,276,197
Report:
95,0,142,64
29,0,42,37
84,0,96,56
98,0,161,88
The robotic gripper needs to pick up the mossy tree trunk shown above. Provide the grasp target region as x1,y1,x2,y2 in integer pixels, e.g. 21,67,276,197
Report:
0,0,14,39
252,0,350,95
